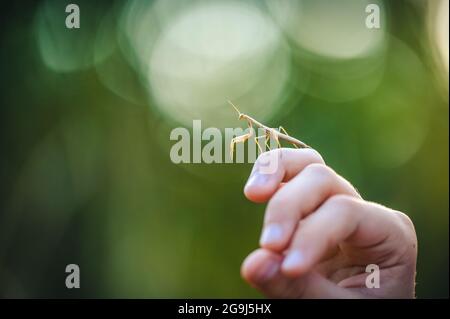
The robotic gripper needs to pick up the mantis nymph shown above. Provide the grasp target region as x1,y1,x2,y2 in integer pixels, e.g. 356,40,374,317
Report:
228,101,310,158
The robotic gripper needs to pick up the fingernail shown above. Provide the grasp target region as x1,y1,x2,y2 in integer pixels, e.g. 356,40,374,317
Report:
260,224,283,247
257,261,279,282
245,172,270,190
282,250,305,271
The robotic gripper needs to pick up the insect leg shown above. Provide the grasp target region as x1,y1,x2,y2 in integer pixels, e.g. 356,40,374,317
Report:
230,120,254,158
278,126,299,149
254,134,268,154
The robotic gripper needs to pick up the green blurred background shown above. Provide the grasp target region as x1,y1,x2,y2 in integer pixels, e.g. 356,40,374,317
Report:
0,0,448,298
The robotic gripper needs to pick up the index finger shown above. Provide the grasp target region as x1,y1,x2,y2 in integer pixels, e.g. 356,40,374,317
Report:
244,148,325,203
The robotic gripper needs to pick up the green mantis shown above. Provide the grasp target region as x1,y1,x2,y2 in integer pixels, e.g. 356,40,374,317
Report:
228,101,310,158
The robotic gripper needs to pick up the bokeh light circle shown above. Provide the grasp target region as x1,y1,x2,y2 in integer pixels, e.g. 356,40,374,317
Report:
266,0,386,60
146,1,292,127
35,0,113,73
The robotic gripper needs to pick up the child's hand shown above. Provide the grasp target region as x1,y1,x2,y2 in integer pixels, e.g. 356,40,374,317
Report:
241,149,417,298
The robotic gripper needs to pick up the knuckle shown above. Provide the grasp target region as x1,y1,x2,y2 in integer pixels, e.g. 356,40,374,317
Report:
390,211,418,264
303,163,334,180
395,211,414,228
303,148,325,164
394,211,417,242
325,194,357,215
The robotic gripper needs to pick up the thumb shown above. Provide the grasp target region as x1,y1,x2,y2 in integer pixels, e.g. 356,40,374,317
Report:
241,248,359,298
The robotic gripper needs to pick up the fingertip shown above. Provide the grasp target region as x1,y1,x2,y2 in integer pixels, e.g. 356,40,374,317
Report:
281,250,310,278
243,173,279,203
259,223,289,251
241,249,281,286
243,184,272,203
240,249,266,282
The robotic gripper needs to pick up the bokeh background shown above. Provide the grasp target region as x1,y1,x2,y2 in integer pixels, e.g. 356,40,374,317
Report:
0,0,448,298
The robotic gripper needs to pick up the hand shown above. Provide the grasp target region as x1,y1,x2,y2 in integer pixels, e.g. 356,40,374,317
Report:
241,148,417,298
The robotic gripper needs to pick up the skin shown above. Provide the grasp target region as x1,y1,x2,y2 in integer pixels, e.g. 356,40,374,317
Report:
241,148,418,298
